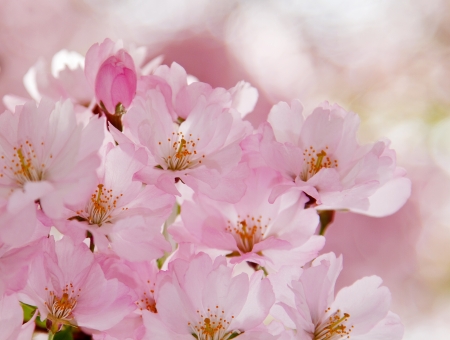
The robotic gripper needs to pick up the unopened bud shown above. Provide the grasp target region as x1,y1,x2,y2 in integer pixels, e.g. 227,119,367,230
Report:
94,49,137,114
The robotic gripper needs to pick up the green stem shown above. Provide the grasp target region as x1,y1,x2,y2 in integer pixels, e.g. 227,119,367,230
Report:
318,210,335,236
259,266,269,277
48,332,55,340
247,262,269,276
157,202,180,269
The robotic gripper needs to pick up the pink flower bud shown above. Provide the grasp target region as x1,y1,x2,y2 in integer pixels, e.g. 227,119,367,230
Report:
94,49,137,114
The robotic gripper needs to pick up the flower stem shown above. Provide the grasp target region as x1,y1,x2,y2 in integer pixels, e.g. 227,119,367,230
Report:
247,262,269,276
48,332,55,340
259,266,269,276
86,231,95,252
318,210,335,235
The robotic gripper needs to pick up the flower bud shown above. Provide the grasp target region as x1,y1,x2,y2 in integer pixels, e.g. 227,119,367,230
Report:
94,49,137,114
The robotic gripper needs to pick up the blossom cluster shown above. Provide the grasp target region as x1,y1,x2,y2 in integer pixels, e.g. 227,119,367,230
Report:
0,38,410,340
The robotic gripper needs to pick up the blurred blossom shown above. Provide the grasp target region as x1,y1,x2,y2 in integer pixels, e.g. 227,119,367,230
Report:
403,298,450,340
430,117,450,177
226,2,316,121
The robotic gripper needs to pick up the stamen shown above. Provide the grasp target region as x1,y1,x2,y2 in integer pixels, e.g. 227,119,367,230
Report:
75,184,122,225
0,141,47,185
190,306,238,340
45,285,79,324
159,131,204,171
226,215,269,253
136,280,158,313
300,146,339,181
314,309,353,340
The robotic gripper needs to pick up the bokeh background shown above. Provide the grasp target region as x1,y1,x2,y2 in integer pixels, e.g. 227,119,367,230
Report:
1,0,449,338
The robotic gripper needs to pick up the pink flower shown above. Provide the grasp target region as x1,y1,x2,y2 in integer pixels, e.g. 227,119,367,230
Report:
61,143,174,261
22,237,135,333
68,143,173,227
98,254,161,314
95,52,137,114
145,252,275,339
95,254,164,339
0,99,104,243
23,50,93,108
116,63,253,202
249,100,411,216
170,168,324,270
16,46,158,121
136,62,258,122
85,39,137,114
273,253,404,340
93,215,172,262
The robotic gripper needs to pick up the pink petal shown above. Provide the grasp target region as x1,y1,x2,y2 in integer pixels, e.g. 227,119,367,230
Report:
351,177,412,217
231,272,274,331
332,276,391,336
0,294,23,340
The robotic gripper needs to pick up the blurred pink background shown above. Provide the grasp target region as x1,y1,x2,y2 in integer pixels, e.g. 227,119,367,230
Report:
1,0,449,338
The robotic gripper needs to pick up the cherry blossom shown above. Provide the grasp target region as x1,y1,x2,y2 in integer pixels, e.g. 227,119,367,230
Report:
22,237,135,333
98,254,164,315
2,50,94,124
0,99,104,245
61,143,174,261
0,35,412,340
22,49,93,108
11,45,159,120
84,38,139,131
274,253,404,340
94,254,164,340
136,62,258,121
95,51,137,114
69,143,173,227
248,100,411,216
85,38,153,94
146,252,275,339
117,63,253,202
170,168,324,270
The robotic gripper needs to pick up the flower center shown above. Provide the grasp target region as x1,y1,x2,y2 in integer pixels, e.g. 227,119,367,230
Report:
189,307,238,340
159,131,205,171
44,284,79,324
300,146,338,181
314,308,353,340
75,184,125,226
136,279,157,313
0,141,49,186
226,215,269,253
